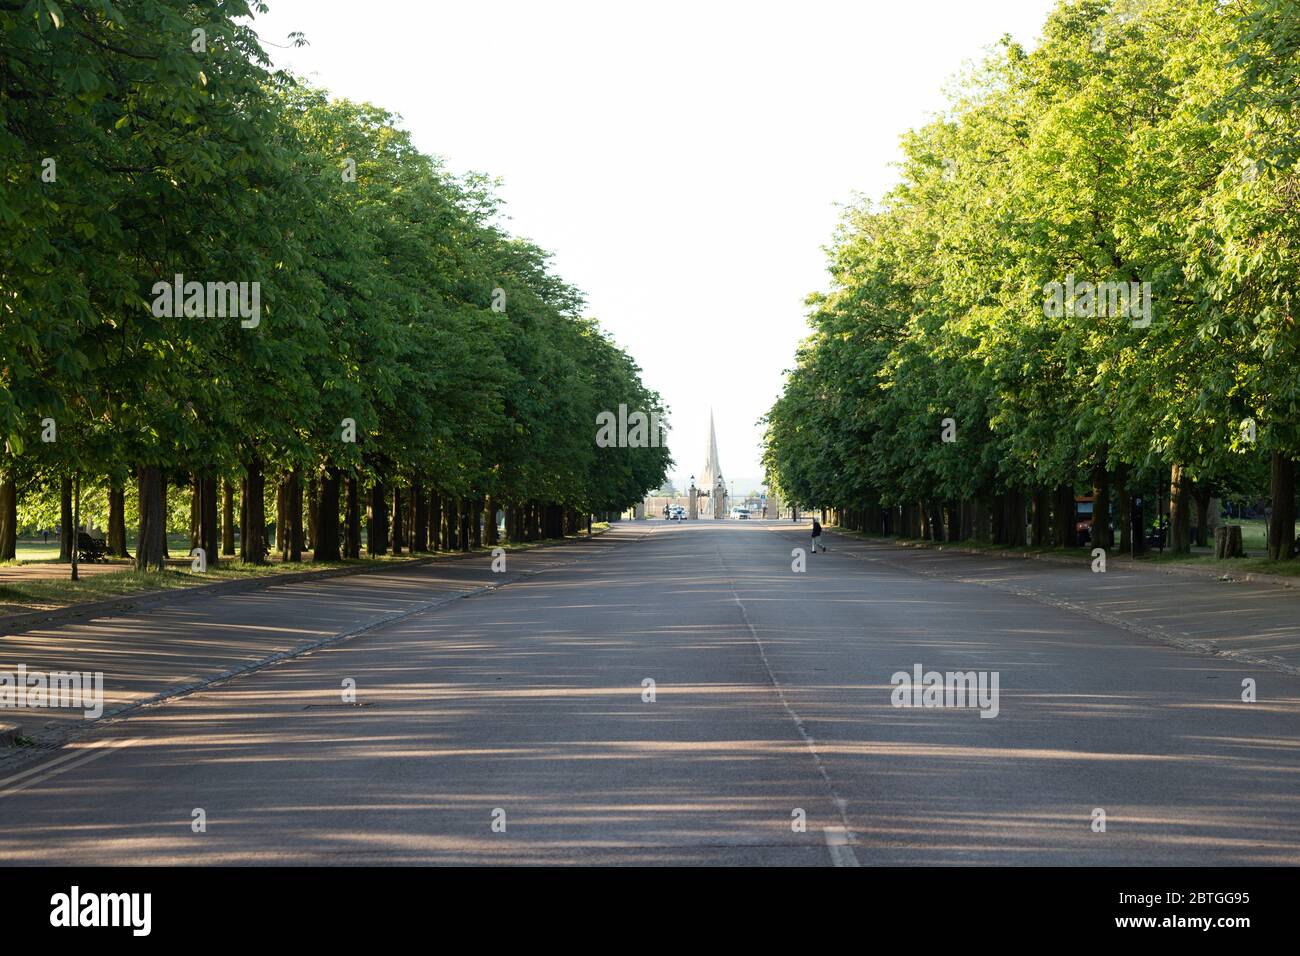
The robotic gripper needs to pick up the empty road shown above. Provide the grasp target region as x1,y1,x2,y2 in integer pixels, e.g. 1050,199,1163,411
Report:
2,520,1298,865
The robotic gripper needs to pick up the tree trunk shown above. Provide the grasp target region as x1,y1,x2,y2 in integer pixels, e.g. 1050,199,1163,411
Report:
1268,452,1296,561
1031,488,1050,546
972,495,990,543
222,480,236,555
953,500,968,542
1129,485,1147,556
276,478,288,557
306,476,319,553
71,471,80,581
391,485,404,555
189,475,200,551
1169,463,1193,555
1216,525,1244,559
1003,490,1027,546
1053,484,1074,548
241,459,268,564
0,476,16,560
314,467,341,562
368,481,388,556
343,475,361,558
485,496,499,546
1114,464,1130,554
1193,483,1211,548
406,486,415,552
59,476,73,562
135,465,167,571
1091,464,1111,550
198,474,219,568
412,481,427,552
287,470,304,562
430,490,443,550
472,499,484,548
108,481,128,557
348,478,364,561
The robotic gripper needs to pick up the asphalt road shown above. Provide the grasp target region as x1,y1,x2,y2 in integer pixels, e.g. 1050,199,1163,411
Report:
2,519,1298,865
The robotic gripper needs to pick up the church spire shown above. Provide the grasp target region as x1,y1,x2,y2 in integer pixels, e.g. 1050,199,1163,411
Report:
700,409,722,494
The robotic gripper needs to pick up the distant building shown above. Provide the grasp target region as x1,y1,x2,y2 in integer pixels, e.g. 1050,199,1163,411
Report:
699,409,722,500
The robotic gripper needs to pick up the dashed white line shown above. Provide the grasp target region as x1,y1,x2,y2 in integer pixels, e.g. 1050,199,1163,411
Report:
720,539,862,866
823,826,861,867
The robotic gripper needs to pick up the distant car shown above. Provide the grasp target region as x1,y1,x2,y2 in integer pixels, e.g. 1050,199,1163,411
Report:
1075,497,1094,546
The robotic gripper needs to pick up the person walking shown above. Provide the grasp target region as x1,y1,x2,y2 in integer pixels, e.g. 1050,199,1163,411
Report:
811,516,825,553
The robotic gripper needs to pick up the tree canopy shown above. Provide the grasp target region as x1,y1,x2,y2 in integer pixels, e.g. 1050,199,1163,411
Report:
764,0,1300,559
2,0,670,566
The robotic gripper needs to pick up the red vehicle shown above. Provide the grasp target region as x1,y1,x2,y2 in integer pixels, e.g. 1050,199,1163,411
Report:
1075,496,1096,546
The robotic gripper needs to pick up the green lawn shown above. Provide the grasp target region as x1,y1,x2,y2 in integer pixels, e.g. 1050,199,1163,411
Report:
1228,518,1270,553
7,532,195,563
0,525,610,615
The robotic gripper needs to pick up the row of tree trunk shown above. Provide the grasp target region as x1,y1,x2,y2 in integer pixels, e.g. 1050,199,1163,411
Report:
825,453,1298,558
0,469,593,569
141,465,588,570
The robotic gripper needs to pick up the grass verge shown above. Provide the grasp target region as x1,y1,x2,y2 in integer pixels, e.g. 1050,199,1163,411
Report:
0,523,611,616
826,525,1300,576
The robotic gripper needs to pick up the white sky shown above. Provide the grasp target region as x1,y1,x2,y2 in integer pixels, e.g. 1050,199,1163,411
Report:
252,0,1058,491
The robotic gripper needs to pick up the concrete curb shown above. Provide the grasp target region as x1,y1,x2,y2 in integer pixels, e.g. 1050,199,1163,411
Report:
0,529,610,641
0,722,20,747
826,530,1300,592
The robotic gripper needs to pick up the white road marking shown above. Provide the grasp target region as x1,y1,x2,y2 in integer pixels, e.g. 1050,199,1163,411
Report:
0,737,141,800
721,537,863,866
823,826,861,867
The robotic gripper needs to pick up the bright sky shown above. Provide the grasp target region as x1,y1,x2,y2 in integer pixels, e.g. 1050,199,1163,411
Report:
253,0,1058,492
